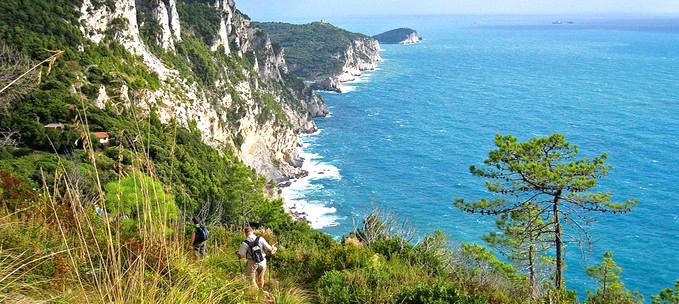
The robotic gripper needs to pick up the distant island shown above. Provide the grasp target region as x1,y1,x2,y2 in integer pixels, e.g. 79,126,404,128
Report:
373,27,421,45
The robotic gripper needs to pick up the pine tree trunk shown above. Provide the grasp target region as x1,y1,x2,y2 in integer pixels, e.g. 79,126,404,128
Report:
529,244,536,289
529,244,536,298
554,191,563,289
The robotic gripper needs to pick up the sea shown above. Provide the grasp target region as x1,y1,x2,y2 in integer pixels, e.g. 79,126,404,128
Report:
280,14,679,300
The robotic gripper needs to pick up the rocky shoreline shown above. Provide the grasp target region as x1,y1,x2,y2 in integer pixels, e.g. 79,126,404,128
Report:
280,48,382,226
287,205,312,224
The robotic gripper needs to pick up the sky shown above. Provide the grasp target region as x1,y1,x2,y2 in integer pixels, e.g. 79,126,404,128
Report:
236,0,679,21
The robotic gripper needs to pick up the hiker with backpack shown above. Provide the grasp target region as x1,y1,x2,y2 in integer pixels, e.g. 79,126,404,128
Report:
189,216,209,259
235,226,277,289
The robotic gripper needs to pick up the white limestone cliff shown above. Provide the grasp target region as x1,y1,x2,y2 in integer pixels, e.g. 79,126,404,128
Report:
400,32,420,45
78,0,324,182
315,37,382,93
211,0,233,54
151,0,181,50
336,37,382,83
79,0,174,78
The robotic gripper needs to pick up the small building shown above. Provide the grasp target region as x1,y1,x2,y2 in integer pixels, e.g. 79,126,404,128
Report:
92,132,109,144
44,123,66,129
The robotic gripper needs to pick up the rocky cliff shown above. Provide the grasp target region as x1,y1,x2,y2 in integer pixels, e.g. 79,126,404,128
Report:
399,32,421,45
78,0,328,182
315,37,382,92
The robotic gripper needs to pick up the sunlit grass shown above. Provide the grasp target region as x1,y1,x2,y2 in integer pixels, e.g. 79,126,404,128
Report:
0,116,253,303
268,277,314,304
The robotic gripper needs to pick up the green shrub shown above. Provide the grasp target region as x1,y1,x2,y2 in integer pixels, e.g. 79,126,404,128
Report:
407,230,451,276
394,280,465,304
316,270,351,304
540,287,578,304
652,280,679,304
103,171,178,221
584,252,644,304
177,1,221,45
81,83,99,99
315,256,433,304
369,236,409,259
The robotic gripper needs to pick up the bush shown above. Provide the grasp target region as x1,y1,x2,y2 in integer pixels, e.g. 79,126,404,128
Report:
103,171,179,223
314,254,435,304
316,270,351,304
0,170,39,212
370,236,410,259
394,280,464,304
652,280,679,304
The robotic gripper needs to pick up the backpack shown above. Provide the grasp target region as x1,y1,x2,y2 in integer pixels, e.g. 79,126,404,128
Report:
245,236,264,263
195,225,209,243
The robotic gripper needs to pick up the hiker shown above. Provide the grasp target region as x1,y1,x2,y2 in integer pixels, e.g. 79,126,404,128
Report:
93,203,105,217
189,216,209,259
235,226,277,289
111,213,128,223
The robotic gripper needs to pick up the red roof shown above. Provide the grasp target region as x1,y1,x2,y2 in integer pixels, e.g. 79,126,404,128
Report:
93,132,109,139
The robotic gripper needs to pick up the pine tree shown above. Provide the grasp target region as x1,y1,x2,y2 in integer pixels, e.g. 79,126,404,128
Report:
585,251,643,304
653,280,679,304
483,204,553,293
455,133,637,289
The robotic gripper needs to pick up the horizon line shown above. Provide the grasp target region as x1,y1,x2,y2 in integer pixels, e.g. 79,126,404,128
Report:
247,12,679,25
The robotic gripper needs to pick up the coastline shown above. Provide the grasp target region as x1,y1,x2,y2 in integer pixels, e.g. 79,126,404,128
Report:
280,131,342,229
281,64,380,228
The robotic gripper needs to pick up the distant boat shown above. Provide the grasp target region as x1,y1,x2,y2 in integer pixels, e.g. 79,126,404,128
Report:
552,21,574,25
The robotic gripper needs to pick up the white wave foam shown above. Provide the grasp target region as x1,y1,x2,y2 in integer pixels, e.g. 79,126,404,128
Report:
346,74,372,84
282,135,342,229
338,84,356,93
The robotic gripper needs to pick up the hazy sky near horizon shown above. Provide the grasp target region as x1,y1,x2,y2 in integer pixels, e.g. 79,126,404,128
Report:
237,0,679,21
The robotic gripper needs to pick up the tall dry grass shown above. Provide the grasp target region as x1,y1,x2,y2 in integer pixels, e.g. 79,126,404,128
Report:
0,105,252,303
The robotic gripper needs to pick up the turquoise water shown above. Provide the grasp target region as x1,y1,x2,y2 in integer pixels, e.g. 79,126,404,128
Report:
282,15,679,299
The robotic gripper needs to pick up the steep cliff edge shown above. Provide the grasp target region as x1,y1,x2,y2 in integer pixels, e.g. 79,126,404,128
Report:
373,28,421,45
75,0,328,182
256,21,381,93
